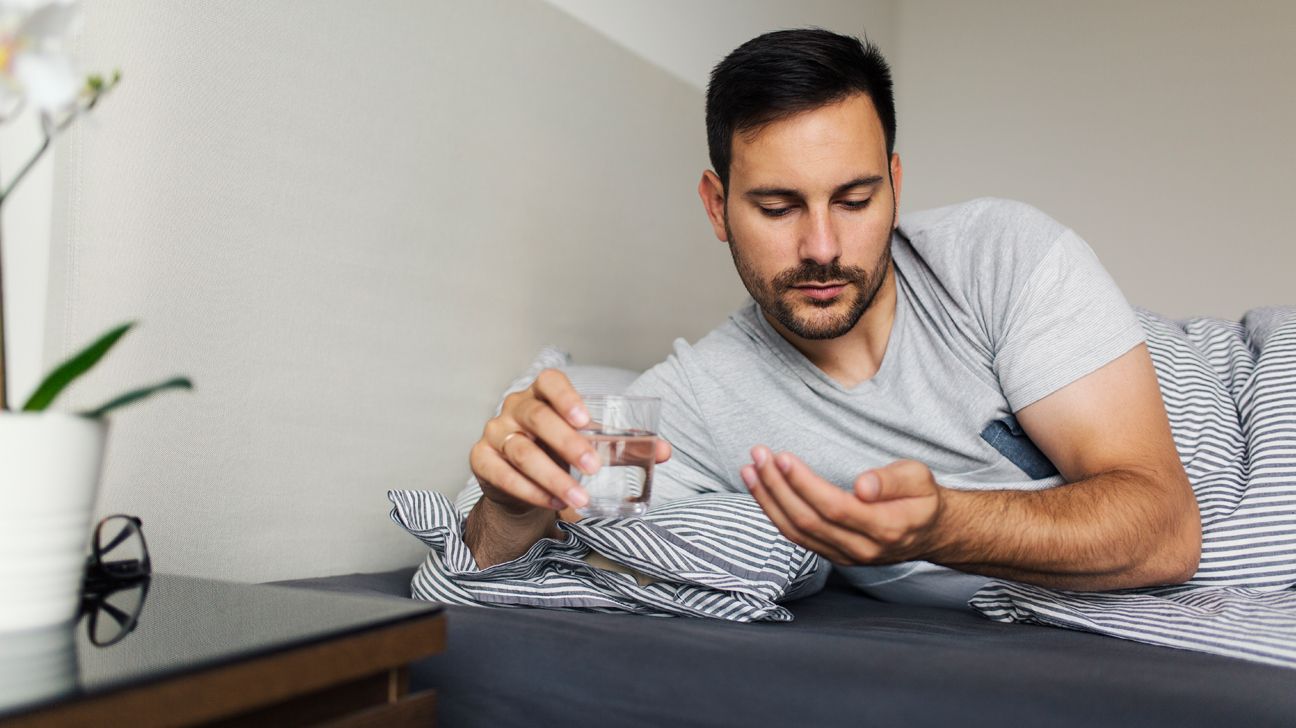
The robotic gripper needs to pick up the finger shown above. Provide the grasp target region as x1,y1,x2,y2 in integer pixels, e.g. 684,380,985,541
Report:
855,460,936,502
471,441,566,511
775,452,929,550
501,432,589,508
531,369,590,428
654,439,672,464
512,397,601,475
484,416,527,451
756,457,878,564
750,449,879,560
742,465,855,565
776,452,878,534
753,447,873,549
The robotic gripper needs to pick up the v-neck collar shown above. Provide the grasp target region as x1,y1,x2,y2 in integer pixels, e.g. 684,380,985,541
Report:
746,254,910,397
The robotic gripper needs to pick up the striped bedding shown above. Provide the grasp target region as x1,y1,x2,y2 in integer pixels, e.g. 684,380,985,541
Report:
388,490,828,622
389,306,1296,667
969,306,1296,669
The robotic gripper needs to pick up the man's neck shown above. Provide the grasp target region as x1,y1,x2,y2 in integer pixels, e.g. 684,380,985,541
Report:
763,262,898,389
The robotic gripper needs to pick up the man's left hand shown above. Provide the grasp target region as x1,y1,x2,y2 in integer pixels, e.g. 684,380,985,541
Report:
740,446,947,566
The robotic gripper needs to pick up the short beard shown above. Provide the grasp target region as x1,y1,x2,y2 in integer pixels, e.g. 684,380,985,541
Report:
725,215,894,341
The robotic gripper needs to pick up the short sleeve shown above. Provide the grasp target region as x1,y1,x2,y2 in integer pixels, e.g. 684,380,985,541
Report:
625,341,735,506
994,229,1146,411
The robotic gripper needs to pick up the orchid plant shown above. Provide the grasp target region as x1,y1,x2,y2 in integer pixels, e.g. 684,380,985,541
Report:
1,1,189,415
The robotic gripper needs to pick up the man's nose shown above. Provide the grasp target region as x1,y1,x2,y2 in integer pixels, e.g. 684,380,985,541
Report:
798,207,841,266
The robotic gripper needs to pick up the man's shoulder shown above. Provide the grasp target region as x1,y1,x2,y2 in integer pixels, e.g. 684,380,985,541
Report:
899,197,1067,252
629,302,770,394
674,301,768,366
896,198,1071,292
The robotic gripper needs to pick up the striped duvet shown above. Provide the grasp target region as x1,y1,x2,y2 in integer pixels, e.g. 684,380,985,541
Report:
389,306,1296,668
970,306,1296,668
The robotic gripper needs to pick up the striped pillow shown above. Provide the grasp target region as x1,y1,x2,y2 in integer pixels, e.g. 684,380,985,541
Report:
390,488,829,621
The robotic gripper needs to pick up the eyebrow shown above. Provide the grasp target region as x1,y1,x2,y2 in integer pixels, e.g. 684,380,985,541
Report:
743,175,885,200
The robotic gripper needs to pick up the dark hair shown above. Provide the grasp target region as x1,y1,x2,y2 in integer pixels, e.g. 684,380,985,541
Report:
705,28,896,190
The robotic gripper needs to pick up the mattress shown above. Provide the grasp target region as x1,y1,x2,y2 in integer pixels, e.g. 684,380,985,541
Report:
276,568,1296,727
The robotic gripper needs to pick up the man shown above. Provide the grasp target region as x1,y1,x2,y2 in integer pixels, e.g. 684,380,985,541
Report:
463,29,1201,609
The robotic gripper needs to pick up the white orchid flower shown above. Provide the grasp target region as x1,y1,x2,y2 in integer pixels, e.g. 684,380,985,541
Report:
0,0,82,120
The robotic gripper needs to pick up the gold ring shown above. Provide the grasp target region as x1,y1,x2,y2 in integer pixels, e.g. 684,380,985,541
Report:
500,431,527,451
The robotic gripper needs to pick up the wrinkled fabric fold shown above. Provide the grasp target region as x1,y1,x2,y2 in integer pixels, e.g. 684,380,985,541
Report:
389,490,828,622
389,306,1296,663
971,307,1296,669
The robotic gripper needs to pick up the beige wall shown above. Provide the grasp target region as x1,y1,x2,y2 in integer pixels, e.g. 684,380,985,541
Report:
46,0,742,582
894,0,1296,319
33,1,1295,583
543,0,1295,319
544,0,897,90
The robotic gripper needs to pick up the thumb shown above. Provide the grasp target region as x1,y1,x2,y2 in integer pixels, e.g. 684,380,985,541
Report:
855,460,934,502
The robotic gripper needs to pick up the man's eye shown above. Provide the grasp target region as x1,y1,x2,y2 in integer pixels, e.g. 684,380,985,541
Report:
759,207,793,217
840,199,872,210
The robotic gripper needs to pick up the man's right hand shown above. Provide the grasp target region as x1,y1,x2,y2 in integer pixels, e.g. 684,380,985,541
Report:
469,368,602,514
464,369,673,568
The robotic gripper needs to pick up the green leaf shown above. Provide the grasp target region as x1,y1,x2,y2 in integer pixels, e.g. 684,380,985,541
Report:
82,377,193,419
22,322,135,412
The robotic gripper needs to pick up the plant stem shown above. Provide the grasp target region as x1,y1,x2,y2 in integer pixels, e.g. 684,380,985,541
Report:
1,187,7,411
0,82,118,411
0,134,52,204
0,130,56,410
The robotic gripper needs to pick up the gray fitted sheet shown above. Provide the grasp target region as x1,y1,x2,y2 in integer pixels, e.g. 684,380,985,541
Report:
276,568,1296,727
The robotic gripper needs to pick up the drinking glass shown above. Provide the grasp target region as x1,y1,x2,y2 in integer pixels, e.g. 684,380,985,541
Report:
572,396,660,518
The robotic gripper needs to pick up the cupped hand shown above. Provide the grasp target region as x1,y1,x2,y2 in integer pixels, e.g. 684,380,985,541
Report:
741,447,945,566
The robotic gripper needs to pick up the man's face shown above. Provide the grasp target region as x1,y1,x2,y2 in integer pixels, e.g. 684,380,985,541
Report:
701,93,902,340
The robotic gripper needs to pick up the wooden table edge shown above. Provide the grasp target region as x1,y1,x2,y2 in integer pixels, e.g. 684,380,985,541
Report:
8,609,446,728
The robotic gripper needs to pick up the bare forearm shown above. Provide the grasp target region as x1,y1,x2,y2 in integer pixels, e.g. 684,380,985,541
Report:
463,497,562,569
928,468,1201,590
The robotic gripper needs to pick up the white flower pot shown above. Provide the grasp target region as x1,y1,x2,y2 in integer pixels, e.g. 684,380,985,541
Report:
0,623,77,708
0,411,108,632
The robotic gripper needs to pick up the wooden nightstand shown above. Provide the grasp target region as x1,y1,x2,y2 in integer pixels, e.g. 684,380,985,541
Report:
0,575,445,727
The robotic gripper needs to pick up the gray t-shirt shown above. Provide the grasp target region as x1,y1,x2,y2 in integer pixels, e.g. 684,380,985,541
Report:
626,197,1146,609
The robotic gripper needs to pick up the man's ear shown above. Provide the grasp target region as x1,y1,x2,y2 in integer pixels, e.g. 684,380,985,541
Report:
889,153,903,227
698,170,729,243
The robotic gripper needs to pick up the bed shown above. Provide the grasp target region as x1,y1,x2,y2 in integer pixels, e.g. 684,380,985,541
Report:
277,567,1296,727
275,310,1296,725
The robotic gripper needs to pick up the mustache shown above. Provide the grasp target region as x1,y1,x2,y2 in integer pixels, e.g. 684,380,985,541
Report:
771,261,871,291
